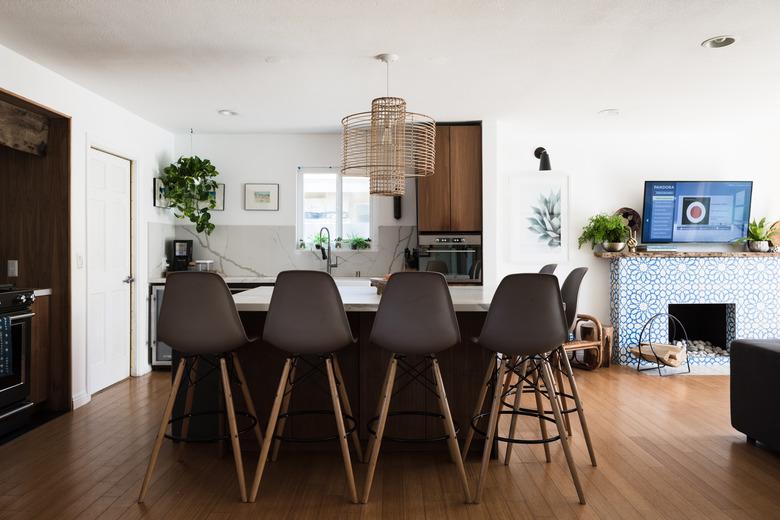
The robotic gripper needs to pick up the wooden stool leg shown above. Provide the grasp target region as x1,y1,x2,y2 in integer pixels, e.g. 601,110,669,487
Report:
232,352,263,447
474,354,507,504
504,358,529,465
361,356,398,504
432,358,472,503
325,358,359,504
560,348,597,467
138,358,186,502
461,358,496,461
249,358,292,503
178,357,199,461
332,355,364,463
532,362,552,463
270,357,298,462
554,350,572,435
539,356,586,505
364,355,392,464
220,358,247,502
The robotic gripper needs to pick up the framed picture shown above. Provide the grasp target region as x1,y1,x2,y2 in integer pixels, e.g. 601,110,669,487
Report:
244,183,279,211
153,178,169,208
506,172,569,263
209,183,225,211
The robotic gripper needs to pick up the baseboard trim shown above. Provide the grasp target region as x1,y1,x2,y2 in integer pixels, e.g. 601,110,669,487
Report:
72,392,92,409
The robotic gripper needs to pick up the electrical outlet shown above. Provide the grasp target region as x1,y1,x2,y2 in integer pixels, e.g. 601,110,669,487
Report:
7,260,18,278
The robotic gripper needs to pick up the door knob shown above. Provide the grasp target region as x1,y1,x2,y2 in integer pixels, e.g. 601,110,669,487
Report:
123,276,135,284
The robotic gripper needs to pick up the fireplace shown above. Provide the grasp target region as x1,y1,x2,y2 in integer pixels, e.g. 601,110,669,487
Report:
668,303,736,358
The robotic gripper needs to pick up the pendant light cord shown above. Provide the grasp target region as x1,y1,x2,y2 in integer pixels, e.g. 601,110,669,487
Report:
189,128,194,156
386,59,390,97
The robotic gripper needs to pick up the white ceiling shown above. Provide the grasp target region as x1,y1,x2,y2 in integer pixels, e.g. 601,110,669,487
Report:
0,0,778,133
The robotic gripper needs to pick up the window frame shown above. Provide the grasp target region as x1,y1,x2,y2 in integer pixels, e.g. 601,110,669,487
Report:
296,168,375,248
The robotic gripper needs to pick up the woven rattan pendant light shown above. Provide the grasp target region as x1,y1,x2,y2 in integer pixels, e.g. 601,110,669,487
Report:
341,54,436,196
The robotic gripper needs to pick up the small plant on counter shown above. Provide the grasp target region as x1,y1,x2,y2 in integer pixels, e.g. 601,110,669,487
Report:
348,235,371,250
578,213,630,251
736,217,774,252
313,233,329,249
160,156,219,234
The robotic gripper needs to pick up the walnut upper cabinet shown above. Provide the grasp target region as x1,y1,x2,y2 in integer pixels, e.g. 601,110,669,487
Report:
417,123,482,233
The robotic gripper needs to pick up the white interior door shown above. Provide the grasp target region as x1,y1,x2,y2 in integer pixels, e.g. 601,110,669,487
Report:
87,148,132,394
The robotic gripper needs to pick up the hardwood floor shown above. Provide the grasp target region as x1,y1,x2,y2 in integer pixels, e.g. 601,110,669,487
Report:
1,367,780,519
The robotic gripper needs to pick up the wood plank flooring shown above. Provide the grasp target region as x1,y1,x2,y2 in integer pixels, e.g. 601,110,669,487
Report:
1,367,780,519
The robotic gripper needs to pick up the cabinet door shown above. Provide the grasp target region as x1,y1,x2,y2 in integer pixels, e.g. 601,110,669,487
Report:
449,125,482,232
417,125,451,232
30,295,51,404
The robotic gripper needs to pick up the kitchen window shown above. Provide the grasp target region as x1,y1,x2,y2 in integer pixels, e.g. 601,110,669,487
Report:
297,169,372,245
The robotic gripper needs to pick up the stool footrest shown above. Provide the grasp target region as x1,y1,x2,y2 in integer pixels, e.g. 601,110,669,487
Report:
367,411,460,443
273,409,357,443
165,410,258,443
469,410,561,445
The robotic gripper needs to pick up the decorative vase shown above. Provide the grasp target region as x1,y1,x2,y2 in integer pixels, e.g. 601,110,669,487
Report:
602,241,626,253
747,240,770,253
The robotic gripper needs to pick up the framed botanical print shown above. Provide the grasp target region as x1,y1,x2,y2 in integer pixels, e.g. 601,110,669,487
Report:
244,183,279,211
209,183,225,211
506,172,569,264
153,178,169,208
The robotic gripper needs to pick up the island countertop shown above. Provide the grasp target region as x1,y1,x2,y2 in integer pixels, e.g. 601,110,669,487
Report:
233,278,496,312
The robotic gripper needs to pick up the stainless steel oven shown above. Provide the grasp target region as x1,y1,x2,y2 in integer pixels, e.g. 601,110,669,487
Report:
0,288,35,434
417,233,482,284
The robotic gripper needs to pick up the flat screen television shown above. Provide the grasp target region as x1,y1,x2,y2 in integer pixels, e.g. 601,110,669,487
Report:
642,181,753,243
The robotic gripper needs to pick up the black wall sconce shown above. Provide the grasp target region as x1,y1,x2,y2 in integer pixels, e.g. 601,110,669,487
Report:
534,147,551,171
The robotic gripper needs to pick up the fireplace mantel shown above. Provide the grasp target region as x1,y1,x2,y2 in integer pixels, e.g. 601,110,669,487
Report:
606,254,780,373
596,251,780,259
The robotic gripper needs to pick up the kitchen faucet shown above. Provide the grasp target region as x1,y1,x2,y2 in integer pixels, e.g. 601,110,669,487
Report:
318,226,338,276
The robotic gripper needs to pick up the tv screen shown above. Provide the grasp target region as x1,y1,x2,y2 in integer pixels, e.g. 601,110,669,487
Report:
642,181,753,243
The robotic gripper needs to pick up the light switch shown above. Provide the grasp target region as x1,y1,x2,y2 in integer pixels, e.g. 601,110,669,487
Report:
7,259,18,278
76,254,84,269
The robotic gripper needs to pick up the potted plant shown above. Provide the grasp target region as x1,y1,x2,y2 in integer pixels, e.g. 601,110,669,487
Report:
348,235,371,250
578,213,630,252
313,232,329,249
160,156,220,234
737,217,774,252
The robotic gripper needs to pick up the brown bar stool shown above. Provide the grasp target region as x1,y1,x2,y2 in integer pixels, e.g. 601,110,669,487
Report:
138,272,262,503
362,272,472,504
463,273,586,505
249,270,362,504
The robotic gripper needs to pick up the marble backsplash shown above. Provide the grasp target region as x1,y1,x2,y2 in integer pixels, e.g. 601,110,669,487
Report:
166,225,416,278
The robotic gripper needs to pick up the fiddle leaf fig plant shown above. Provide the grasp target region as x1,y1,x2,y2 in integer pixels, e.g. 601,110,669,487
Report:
160,156,219,234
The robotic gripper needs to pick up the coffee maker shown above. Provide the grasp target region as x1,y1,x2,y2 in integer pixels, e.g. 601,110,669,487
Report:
170,240,193,271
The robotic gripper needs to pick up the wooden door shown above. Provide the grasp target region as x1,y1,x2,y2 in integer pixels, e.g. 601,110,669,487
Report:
87,148,132,394
417,125,451,232
449,125,482,232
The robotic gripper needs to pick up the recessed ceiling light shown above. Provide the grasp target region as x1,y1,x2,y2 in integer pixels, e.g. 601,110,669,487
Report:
217,109,238,116
701,35,736,48
598,108,620,116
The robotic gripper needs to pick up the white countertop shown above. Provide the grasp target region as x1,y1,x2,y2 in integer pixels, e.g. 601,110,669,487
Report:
233,279,495,312
149,276,277,284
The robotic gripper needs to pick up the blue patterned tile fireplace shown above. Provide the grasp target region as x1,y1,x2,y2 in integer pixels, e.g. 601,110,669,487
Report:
603,252,780,374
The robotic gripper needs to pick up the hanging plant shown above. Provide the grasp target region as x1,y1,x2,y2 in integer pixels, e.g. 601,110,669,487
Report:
160,156,220,234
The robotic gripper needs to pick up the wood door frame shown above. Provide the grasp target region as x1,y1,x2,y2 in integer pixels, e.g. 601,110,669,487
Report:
84,139,138,394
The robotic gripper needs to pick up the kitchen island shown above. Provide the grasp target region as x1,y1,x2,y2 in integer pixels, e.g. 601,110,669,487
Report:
175,278,497,452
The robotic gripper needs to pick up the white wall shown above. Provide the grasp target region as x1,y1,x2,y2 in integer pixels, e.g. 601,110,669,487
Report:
486,121,780,322
0,43,175,408
172,132,417,235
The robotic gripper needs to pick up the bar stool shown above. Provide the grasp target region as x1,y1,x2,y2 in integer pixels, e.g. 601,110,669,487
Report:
501,268,598,467
362,272,472,504
138,272,262,503
249,270,362,503
463,273,586,505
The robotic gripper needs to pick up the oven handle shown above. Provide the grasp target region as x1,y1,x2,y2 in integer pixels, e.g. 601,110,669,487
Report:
9,312,35,321
421,249,479,253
